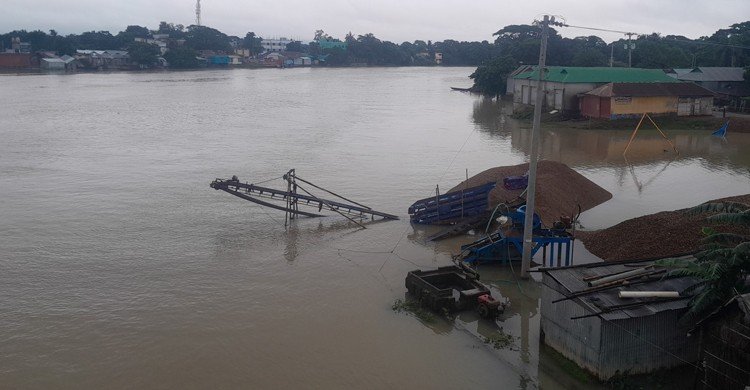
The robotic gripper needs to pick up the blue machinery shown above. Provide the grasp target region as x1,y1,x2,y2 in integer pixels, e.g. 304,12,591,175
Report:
408,182,497,225
457,206,574,267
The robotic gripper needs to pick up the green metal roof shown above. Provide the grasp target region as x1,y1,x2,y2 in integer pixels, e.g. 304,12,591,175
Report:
512,66,679,84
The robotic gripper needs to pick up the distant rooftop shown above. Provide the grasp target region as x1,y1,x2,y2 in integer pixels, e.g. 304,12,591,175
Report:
585,82,714,97
513,66,680,84
670,67,746,82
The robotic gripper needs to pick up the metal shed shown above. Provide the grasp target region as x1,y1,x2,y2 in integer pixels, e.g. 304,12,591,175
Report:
40,57,66,71
540,259,701,380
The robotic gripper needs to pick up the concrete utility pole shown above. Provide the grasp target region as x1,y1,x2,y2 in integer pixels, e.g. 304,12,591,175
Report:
520,15,550,279
626,32,636,67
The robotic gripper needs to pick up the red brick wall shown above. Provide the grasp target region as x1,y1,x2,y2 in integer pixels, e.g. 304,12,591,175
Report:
0,53,34,68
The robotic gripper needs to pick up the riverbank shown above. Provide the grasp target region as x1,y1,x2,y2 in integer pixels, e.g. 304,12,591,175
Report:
511,110,750,133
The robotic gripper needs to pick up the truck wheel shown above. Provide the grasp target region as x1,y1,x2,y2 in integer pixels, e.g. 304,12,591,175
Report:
477,303,490,318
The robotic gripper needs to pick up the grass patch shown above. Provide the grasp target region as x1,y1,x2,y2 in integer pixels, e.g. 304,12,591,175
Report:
392,299,436,323
542,344,595,383
483,328,517,350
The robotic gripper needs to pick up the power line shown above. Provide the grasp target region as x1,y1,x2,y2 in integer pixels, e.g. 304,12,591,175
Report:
558,21,750,51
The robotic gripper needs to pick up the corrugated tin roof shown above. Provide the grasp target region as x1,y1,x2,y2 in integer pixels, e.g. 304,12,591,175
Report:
41,58,66,63
585,82,714,97
512,66,679,83
543,259,699,321
675,67,746,82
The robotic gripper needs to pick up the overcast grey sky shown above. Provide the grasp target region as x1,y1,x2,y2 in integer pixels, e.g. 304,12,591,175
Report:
1,0,748,43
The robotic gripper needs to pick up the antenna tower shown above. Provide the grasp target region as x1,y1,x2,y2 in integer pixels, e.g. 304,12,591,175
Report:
195,0,201,26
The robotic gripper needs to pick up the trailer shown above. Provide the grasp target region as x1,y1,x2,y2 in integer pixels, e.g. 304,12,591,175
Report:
405,265,506,318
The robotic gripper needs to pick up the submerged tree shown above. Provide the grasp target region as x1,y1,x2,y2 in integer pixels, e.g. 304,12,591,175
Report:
656,201,750,324
469,55,517,98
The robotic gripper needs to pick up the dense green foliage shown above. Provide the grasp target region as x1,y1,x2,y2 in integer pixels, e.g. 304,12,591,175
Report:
469,21,750,95
469,55,516,96
242,32,262,54
1,20,748,76
183,25,231,52
127,42,160,66
163,47,201,68
656,202,750,325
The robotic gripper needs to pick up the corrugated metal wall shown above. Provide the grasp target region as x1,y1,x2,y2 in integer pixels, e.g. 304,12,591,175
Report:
598,310,700,378
541,275,603,376
700,309,750,390
542,274,700,380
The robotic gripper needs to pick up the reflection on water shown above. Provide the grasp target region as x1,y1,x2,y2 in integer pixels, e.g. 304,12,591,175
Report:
472,98,750,228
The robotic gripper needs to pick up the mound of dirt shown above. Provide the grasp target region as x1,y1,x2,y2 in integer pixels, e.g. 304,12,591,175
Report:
449,160,612,226
579,194,750,262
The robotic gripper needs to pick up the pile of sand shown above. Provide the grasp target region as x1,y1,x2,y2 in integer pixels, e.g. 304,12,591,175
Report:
579,194,750,262
449,160,612,226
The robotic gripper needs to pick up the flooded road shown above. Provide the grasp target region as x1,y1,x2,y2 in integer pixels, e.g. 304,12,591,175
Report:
1,67,748,389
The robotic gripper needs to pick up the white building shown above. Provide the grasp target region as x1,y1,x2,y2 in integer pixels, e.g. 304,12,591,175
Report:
261,38,292,53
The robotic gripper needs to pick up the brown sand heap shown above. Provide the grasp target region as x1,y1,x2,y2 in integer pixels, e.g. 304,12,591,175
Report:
449,160,612,226
580,194,750,262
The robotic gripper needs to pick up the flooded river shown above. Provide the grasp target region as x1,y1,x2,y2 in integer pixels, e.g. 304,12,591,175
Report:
1,67,749,389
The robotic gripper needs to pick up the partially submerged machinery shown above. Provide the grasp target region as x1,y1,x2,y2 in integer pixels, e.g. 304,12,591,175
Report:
405,265,506,318
211,169,398,228
456,205,578,267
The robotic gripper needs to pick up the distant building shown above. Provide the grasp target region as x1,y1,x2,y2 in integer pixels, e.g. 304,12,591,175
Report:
666,67,749,108
540,259,701,380
234,48,251,58
510,66,680,113
0,53,35,68
40,57,66,71
134,37,168,55
261,38,292,53
59,54,77,71
208,55,230,65
317,38,347,51
579,82,714,119
295,56,312,66
8,37,31,53
262,52,284,67
434,52,443,65
75,50,130,69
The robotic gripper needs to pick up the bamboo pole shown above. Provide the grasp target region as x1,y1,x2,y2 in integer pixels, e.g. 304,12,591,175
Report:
645,113,679,155
622,113,647,156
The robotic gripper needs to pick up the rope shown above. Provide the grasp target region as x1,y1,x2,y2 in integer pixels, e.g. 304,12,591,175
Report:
251,175,283,185
378,126,479,274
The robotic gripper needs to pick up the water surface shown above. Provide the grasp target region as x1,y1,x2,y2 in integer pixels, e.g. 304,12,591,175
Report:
1,67,748,389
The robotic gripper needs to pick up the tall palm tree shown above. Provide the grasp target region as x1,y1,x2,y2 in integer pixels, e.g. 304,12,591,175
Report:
656,201,750,324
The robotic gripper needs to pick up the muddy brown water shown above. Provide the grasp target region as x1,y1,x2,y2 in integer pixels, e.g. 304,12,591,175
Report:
1,68,749,389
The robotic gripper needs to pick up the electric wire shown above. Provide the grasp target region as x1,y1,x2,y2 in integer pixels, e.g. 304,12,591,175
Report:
560,22,750,50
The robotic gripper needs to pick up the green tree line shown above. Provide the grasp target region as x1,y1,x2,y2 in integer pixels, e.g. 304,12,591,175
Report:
2,20,748,73
470,21,750,96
